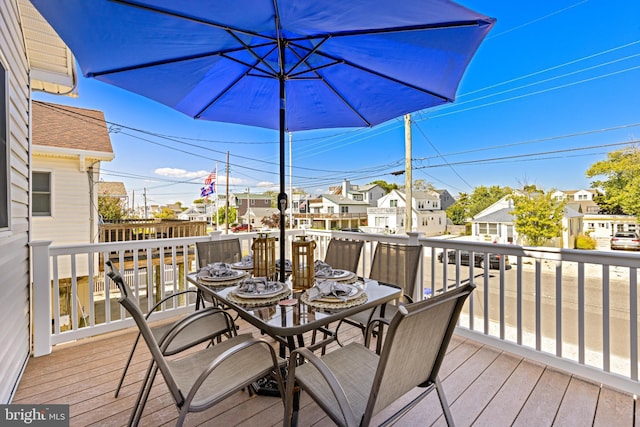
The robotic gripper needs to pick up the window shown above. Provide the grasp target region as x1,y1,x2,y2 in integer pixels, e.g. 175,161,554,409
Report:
390,199,398,208
327,206,334,214
352,194,363,201
478,223,498,234
341,206,348,213
0,63,7,229
32,172,51,216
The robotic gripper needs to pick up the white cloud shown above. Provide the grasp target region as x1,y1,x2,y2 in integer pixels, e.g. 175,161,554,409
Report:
154,168,207,179
257,181,277,188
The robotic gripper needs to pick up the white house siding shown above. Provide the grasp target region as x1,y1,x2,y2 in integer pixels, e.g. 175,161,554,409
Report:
0,0,31,403
32,155,98,278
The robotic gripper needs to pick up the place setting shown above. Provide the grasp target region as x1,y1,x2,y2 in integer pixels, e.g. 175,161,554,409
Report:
231,254,254,271
313,260,357,284
299,278,367,310
196,262,248,288
226,276,291,307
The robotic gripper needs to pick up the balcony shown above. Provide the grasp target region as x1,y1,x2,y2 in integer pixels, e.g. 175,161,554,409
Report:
25,229,639,424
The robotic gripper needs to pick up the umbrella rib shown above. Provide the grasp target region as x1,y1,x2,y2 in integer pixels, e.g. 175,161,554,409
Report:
290,40,452,102
287,47,371,127
111,0,277,42
193,64,256,119
285,36,330,76
285,19,494,43
224,29,279,77
86,43,273,78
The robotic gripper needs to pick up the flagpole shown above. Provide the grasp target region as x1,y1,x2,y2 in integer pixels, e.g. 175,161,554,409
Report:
214,162,219,231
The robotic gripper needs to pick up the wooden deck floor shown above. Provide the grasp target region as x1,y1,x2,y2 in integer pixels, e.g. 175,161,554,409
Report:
14,319,638,427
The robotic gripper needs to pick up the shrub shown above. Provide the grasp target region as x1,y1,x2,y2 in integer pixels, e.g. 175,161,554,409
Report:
575,233,597,250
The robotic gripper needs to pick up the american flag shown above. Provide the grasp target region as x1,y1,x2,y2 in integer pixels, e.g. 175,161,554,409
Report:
204,170,216,185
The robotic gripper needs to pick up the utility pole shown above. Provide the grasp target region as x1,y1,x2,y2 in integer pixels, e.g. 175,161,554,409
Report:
404,114,412,233
225,151,230,234
143,187,148,219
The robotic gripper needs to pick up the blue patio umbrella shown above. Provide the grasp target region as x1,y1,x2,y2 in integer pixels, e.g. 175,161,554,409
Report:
32,0,494,282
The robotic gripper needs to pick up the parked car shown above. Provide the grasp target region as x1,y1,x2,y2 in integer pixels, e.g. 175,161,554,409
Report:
610,232,640,251
231,224,253,233
438,250,509,269
340,228,364,232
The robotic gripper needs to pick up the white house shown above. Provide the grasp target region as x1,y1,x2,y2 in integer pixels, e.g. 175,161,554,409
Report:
32,101,114,246
1,0,77,403
367,189,446,236
472,195,583,248
330,179,386,207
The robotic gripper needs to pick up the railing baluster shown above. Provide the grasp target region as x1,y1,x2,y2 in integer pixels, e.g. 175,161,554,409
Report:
602,264,610,372
578,262,585,365
517,255,522,346
535,258,541,351
555,260,562,357
630,266,638,381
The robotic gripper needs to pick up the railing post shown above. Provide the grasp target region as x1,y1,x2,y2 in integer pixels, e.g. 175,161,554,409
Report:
406,232,423,301
30,240,52,357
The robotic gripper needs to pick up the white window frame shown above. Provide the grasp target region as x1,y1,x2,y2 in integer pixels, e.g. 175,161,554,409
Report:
32,171,52,217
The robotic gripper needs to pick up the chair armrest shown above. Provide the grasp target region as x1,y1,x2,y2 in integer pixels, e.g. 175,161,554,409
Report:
158,307,237,352
146,289,199,319
286,347,359,427
364,317,392,352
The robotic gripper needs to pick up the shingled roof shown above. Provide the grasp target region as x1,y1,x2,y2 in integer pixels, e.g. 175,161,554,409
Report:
97,182,127,197
32,101,113,154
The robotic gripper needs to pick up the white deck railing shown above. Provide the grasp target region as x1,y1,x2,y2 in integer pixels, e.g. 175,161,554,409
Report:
30,230,639,395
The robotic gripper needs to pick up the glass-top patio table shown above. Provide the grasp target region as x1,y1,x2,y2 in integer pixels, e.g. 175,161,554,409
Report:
187,273,402,355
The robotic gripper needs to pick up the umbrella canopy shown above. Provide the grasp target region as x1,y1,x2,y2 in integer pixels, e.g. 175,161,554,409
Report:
32,0,494,281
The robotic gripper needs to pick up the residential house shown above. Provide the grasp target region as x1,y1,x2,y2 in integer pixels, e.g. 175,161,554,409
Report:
32,101,114,247
295,194,369,230
471,195,583,248
97,181,127,203
233,192,278,227
552,189,600,214
330,179,386,207
1,0,77,403
367,189,446,236
435,188,456,211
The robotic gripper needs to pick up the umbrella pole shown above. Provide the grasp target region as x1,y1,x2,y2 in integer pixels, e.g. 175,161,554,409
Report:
278,75,287,283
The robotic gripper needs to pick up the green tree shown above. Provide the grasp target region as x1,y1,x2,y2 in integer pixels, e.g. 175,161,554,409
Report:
98,196,124,221
510,188,565,247
217,206,237,225
586,148,640,216
368,180,398,194
411,179,435,192
154,207,177,219
446,185,512,225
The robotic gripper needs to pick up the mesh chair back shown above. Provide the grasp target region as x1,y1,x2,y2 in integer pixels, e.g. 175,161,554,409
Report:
196,238,242,268
106,260,183,404
368,243,422,298
323,238,364,273
364,283,475,423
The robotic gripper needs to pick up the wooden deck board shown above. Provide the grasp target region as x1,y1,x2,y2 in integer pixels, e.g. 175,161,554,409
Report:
12,320,637,427
554,377,600,426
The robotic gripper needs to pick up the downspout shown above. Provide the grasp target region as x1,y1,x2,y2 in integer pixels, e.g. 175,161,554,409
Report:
87,160,100,243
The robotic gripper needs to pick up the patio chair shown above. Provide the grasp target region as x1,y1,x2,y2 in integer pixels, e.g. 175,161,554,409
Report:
109,261,286,427
335,242,422,342
284,283,475,427
195,238,242,307
323,238,364,273
106,260,236,399
311,238,364,351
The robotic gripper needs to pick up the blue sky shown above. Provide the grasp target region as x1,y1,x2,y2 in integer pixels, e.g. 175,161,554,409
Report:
32,1,640,209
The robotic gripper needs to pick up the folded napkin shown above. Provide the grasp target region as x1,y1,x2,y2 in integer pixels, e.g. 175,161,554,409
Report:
237,277,277,294
276,258,292,270
314,260,334,277
240,254,253,266
307,279,355,301
200,262,235,277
